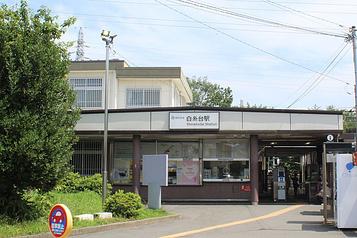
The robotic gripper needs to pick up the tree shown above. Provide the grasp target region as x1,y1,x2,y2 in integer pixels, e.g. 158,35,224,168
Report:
325,105,357,133
188,76,233,107
0,1,79,219
343,110,356,133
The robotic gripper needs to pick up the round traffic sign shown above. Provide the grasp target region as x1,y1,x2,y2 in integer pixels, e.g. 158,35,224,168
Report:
327,134,334,142
48,204,73,238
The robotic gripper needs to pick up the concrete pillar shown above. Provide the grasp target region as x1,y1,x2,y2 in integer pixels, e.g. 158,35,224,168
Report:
250,135,259,205
133,135,141,194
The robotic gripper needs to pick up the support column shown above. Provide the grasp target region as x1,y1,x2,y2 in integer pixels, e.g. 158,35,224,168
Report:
250,135,259,205
133,135,141,195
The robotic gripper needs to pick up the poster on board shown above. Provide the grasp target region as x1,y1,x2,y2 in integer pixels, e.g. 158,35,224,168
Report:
177,160,200,185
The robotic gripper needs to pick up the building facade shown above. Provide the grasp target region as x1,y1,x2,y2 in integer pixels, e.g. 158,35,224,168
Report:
69,60,192,109
69,60,343,204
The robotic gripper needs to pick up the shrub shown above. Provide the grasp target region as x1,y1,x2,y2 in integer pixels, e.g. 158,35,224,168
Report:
82,173,112,195
104,190,143,218
4,189,53,221
55,172,112,195
54,172,83,193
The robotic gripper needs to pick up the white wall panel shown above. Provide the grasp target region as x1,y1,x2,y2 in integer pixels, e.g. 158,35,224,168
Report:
220,111,243,131
291,114,339,130
243,112,290,130
75,113,104,131
109,112,151,131
151,112,169,130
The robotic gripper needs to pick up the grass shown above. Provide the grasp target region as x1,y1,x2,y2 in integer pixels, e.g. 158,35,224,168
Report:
0,191,169,238
51,191,103,215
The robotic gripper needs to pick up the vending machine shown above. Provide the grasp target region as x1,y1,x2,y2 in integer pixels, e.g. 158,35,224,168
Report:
273,166,286,201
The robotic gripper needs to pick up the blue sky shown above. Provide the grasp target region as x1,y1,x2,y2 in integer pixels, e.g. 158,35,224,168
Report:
4,0,357,109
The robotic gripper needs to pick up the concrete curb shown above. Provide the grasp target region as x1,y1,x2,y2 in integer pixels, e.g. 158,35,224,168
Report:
18,214,180,238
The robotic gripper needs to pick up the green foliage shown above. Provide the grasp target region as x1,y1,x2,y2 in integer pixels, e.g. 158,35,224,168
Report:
50,191,102,215
325,105,355,133
0,193,167,238
85,173,112,195
343,110,356,133
21,190,52,221
0,1,79,220
188,76,233,107
3,190,53,221
105,190,143,218
243,102,269,109
55,172,112,195
54,172,83,193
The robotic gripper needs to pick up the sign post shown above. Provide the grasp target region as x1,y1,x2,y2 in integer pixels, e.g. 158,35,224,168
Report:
48,204,73,238
143,154,168,209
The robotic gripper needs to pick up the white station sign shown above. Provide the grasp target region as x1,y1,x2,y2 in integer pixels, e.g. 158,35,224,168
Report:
169,112,219,130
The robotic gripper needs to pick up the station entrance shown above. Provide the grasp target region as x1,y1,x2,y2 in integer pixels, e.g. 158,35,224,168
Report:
259,139,323,204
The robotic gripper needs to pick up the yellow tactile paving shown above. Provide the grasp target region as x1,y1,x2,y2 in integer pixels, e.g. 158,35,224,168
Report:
160,205,304,238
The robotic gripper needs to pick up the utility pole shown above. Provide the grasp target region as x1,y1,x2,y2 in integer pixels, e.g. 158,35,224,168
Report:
101,30,117,206
351,26,357,149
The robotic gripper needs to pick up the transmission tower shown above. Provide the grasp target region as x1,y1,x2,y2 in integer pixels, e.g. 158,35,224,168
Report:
75,27,85,61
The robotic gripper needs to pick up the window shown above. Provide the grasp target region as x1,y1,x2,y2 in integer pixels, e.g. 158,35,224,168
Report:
70,78,103,108
203,139,249,159
203,160,250,181
112,142,133,184
71,141,102,176
126,88,160,108
157,142,201,185
203,139,250,182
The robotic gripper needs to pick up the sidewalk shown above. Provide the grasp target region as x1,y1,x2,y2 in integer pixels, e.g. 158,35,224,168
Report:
73,204,356,238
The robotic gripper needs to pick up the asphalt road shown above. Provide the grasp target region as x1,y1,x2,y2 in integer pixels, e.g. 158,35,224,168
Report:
73,204,357,238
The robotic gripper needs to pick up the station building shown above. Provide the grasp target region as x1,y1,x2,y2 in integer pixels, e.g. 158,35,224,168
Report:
69,60,343,204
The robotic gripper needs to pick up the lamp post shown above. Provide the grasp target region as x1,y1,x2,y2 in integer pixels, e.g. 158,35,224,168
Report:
101,30,117,206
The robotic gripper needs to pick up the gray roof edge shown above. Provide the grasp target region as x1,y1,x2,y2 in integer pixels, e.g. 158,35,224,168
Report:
79,106,343,115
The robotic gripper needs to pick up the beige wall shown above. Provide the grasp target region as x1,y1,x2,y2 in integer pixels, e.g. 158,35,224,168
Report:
117,78,173,108
68,72,191,109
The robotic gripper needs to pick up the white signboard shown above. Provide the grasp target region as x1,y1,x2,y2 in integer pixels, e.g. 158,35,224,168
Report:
142,154,168,186
169,112,219,130
336,153,357,228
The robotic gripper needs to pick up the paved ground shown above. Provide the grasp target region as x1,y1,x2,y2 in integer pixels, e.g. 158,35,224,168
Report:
73,204,357,238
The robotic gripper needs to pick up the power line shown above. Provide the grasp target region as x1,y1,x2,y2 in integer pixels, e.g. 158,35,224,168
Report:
286,43,351,108
85,0,357,14
261,0,345,29
168,0,346,38
54,11,345,30
155,0,350,85
221,0,357,7
57,11,347,36
279,41,349,106
60,17,346,35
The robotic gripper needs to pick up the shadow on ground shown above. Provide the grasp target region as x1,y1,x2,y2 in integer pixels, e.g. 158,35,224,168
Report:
287,220,338,232
300,211,322,216
342,230,357,237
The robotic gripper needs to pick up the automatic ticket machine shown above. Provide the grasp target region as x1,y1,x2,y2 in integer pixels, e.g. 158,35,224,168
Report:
273,166,286,201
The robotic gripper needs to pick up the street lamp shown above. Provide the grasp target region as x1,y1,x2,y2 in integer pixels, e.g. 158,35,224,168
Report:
101,30,117,206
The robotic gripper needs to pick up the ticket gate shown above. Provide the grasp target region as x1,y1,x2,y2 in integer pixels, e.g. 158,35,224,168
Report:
273,166,286,201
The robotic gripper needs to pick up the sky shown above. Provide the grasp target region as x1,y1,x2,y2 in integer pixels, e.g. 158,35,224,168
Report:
3,0,357,110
